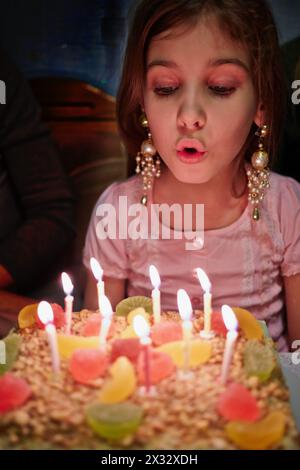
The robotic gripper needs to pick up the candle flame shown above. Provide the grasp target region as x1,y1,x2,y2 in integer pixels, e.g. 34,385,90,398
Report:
177,289,193,321
61,272,74,295
133,314,150,339
221,305,238,331
149,264,161,289
101,295,113,319
90,257,103,281
38,301,54,325
196,267,211,293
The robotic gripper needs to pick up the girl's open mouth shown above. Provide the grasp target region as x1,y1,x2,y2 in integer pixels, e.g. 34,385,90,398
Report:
176,147,207,163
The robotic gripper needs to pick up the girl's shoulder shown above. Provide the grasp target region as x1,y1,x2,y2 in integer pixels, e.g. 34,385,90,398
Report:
267,171,300,230
269,171,300,209
96,175,142,206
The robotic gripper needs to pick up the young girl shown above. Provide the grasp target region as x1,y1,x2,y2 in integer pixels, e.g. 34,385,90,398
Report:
83,0,300,352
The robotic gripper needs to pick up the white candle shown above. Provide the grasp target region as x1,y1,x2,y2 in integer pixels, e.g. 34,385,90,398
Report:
177,289,193,374
149,265,161,323
90,257,105,313
196,268,214,339
37,301,60,375
61,272,74,335
133,315,152,394
99,295,113,346
220,305,239,385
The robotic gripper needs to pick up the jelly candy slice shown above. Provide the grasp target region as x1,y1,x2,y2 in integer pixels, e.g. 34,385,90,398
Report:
127,307,150,325
80,313,115,338
137,348,176,385
116,296,152,317
86,402,143,440
217,382,261,422
18,303,39,329
70,349,108,384
225,411,286,450
0,373,31,414
244,339,276,382
0,334,21,376
36,303,66,329
99,357,137,404
232,307,263,340
110,338,141,364
57,334,100,359
158,339,212,368
151,321,182,346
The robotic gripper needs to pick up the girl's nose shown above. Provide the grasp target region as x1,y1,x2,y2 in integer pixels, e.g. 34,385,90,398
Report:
177,99,206,130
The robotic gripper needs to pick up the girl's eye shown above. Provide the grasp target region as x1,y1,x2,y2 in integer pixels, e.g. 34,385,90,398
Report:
209,85,236,97
154,86,178,96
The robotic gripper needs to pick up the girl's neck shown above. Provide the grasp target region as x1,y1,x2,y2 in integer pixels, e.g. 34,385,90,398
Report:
154,161,246,205
152,161,248,231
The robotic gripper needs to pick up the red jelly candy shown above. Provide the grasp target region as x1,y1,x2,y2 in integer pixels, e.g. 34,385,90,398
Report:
80,313,115,337
137,348,176,385
36,303,66,329
69,348,108,384
211,311,228,337
217,382,261,422
151,321,182,346
0,373,31,414
110,338,142,364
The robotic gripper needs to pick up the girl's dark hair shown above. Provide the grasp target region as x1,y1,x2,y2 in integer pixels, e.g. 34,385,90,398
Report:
116,0,286,170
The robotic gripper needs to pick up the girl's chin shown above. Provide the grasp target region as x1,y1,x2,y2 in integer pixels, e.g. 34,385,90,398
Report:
171,169,212,185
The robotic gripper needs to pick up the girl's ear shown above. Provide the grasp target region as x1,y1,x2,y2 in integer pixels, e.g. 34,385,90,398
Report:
253,102,266,127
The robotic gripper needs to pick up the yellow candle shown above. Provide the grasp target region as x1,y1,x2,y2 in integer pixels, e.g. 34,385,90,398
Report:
196,268,215,339
149,265,161,323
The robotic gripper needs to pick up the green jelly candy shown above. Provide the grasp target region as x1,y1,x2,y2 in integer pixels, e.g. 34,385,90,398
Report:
243,339,276,382
86,402,143,441
0,334,22,376
116,296,153,317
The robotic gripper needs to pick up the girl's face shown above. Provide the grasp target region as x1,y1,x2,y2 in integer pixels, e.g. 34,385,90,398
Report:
143,17,262,185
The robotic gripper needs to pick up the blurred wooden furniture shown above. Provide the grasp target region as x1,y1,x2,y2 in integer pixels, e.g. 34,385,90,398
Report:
29,77,127,306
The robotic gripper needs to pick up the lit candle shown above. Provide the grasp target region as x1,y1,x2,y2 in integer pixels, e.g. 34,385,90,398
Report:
99,295,113,347
177,289,193,375
220,305,239,385
90,257,105,314
133,314,152,394
149,264,161,324
37,301,60,375
61,272,74,335
196,268,215,339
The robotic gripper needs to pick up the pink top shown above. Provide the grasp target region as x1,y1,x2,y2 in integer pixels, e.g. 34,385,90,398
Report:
83,172,300,351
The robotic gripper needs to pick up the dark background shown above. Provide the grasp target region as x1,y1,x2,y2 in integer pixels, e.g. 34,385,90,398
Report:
0,0,299,97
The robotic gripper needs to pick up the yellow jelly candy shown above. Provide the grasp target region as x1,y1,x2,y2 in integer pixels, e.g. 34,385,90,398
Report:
18,303,39,329
232,307,263,340
225,411,286,450
99,356,137,404
127,307,150,325
57,334,100,359
158,339,212,368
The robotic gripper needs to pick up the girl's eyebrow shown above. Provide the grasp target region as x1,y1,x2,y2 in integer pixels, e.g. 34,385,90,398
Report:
209,58,249,73
146,58,249,73
146,60,178,71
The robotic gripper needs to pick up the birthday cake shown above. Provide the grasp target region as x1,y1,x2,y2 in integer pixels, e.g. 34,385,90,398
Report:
0,298,299,450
